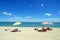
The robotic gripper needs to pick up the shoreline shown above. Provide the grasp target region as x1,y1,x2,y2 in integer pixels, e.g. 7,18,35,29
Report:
0,26,60,28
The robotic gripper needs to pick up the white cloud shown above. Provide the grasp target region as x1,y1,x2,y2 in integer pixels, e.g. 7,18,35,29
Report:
3,12,12,16
7,16,32,22
45,13,52,16
24,16,32,18
6,17,60,22
41,4,44,7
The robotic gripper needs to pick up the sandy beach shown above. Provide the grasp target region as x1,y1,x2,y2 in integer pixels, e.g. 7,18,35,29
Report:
0,27,60,40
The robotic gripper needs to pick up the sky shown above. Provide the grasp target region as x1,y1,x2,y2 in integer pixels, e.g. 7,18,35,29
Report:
0,0,60,22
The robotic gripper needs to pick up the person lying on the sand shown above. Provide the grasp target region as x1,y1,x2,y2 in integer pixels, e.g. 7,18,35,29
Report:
41,27,47,32
34,27,47,32
34,27,52,32
34,28,42,32
11,28,21,32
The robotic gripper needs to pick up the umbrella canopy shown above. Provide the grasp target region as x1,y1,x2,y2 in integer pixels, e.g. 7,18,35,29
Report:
48,22,54,25
42,22,49,25
42,22,53,25
42,22,53,27
13,22,21,26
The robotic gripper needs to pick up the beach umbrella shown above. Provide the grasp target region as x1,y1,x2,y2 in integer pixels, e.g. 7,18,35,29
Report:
42,22,53,27
13,22,21,26
42,22,53,25
42,22,49,25
42,22,49,27
48,22,54,25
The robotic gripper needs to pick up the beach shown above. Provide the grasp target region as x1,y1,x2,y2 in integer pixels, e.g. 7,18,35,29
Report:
0,27,60,40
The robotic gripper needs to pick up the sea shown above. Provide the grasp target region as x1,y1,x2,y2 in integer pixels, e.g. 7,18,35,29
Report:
0,22,60,28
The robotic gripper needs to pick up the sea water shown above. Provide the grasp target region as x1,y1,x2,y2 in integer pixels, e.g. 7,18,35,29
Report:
0,22,60,28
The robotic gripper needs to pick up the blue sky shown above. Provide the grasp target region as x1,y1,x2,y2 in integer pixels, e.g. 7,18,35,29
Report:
0,0,60,22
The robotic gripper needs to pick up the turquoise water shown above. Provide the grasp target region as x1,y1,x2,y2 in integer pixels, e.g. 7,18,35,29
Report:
0,22,60,28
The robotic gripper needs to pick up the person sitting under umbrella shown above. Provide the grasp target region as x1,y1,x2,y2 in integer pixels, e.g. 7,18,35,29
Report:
41,26,47,32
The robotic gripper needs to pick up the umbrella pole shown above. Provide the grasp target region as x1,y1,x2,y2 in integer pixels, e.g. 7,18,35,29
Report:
43,25,45,27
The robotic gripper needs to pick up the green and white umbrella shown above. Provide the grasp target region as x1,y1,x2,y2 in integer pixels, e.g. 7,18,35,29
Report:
13,22,21,26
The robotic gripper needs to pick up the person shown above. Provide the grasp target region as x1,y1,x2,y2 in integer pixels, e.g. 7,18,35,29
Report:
47,27,52,30
11,28,19,32
34,27,47,32
34,27,38,31
42,27,47,32
34,27,42,32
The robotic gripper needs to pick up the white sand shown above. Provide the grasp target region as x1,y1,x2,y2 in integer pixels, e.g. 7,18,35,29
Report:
0,27,60,40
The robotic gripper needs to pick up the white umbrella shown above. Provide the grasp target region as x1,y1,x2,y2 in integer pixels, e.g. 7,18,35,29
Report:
42,22,53,25
13,22,21,26
42,22,49,25
42,22,53,27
